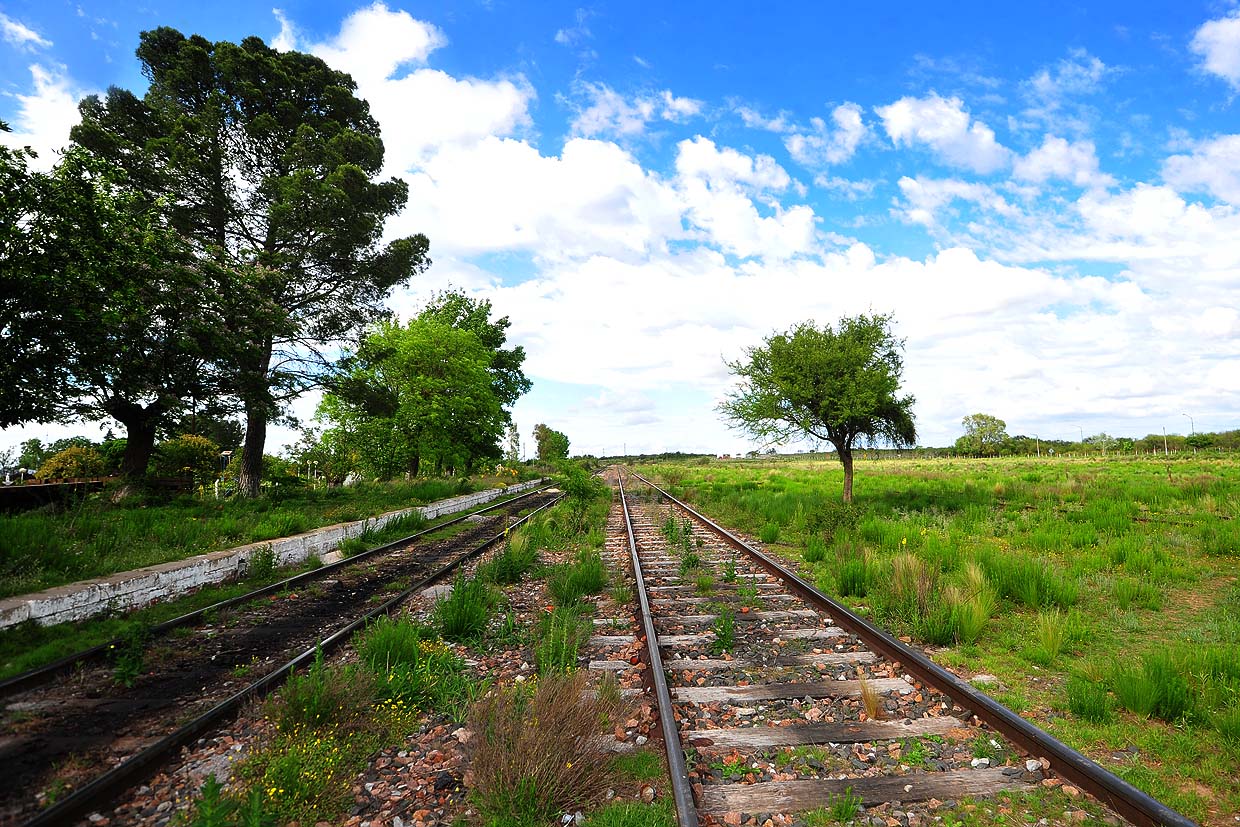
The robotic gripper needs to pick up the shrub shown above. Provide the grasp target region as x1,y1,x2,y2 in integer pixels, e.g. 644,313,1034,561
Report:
35,446,105,480
153,434,221,484
759,522,781,543
247,545,276,580
436,576,494,642
467,672,625,826
836,551,870,598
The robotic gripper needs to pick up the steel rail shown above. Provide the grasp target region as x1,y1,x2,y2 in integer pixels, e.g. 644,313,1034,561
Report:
627,469,1196,827
0,481,552,699
616,471,699,827
20,493,563,827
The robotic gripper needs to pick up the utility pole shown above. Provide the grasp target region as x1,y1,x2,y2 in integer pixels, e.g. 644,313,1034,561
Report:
1162,426,1168,456
1032,434,1040,458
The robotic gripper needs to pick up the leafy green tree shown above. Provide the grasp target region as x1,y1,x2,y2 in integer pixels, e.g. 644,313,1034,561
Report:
0,122,68,427
70,28,428,496
957,413,1008,456
719,314,916,503
419,291,532,413
320,317,507,479
1186,433,1213,450
17,439,49,471
533,424,570,462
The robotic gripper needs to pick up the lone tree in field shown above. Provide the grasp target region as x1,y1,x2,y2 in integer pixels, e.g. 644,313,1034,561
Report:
957,413,1008,456
719,314,916,503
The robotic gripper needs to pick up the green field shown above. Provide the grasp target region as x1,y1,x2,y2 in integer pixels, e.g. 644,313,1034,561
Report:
642,455,1239,825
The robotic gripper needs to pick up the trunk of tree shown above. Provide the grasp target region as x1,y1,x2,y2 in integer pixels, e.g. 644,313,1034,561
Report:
105,399,164,479
410,453,420,477
236,340,273,498
237,406,266,497
838,445,854,504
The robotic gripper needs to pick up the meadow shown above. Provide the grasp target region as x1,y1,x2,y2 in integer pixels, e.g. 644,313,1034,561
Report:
643,454,1240,823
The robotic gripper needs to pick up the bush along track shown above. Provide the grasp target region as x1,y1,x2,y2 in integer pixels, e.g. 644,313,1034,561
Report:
131,469,675,827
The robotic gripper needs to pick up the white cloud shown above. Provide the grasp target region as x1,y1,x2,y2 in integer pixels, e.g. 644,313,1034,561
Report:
1013,135,1114,188
1162,134,1240,205
569,82,702,138
554,8,592,46
733,104,794,133
674,136,815,259
896,176,1017,226
875,92,1011,174
0,12,51,49
1017,49,1114,133
295,5,531,174
271,7,296,51
0,64,87,169
1190,10,1240,90
784,103,868,166
309,2,446,85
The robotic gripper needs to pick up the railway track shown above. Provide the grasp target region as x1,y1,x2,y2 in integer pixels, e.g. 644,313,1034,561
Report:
599,468,1194,827
0,485,560,827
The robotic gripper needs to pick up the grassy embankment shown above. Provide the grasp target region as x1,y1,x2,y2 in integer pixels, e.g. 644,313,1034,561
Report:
643,455,1239,824
0,472,538,600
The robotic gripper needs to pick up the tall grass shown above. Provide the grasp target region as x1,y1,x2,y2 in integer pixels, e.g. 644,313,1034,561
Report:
435,575,495,642
547,549,608,606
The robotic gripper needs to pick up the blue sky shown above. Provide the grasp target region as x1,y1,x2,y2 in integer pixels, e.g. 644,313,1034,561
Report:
2,1,1239,457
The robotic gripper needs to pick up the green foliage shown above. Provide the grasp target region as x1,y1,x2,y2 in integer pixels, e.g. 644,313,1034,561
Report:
803,787,862,825
534,606,590,674
584,800,676,827
480,531,540,584
110,621,152,687
719,313,916,502
710,607,736,654
153,434,221,484
1110,651,1192,722
247,546,276,580
804,535,828,563
35,446,106,480
354,616,474,718
759,522,781,543
533,423,571,461
1028,608,1068,665
435,575,495,642
957,413,1009,456
271,649,374,733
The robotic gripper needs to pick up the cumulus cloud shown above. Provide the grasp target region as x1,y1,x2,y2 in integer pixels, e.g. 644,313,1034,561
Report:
569,82,702,138
1163,134,1240,204
309,2,446,85
1190,9,1240,90
784,103,868,166
0,64,88,169
293,5,532,174
1013,135,1114,188
875,92,1011,174
0,12,51,49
